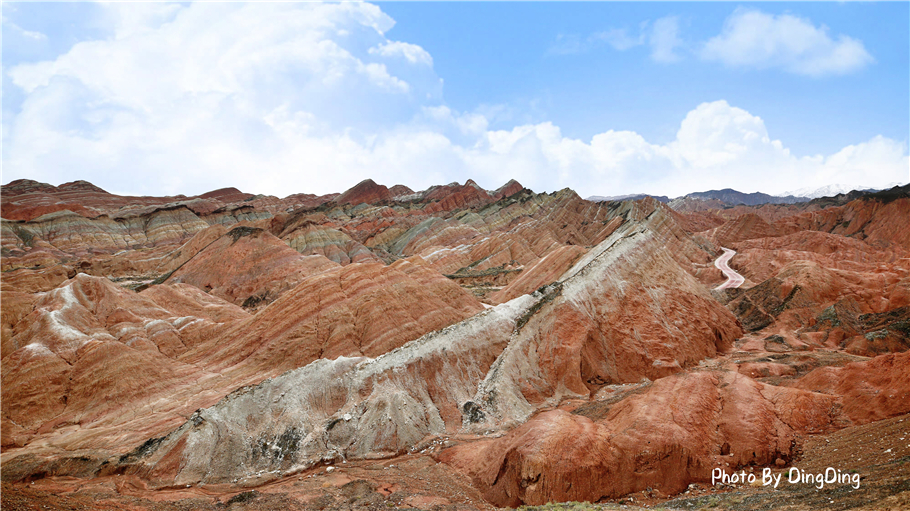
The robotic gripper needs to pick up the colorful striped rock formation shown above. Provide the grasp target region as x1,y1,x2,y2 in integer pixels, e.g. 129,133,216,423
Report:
2,180,909,510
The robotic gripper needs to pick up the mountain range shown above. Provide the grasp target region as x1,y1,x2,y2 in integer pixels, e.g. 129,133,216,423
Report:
587,183,906,207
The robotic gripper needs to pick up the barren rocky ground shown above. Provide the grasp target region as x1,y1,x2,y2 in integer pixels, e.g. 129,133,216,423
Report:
2,179,908,510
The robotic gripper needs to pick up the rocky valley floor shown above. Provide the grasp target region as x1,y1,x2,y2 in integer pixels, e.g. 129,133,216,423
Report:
2,179,909,510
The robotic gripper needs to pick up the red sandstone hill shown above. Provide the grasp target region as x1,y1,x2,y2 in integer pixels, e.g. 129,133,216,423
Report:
1,179,182,221
493,179,524,199
440,369,846,506
164,224,341,308
335,179,392,206
196,187,254,202
2,178,909,510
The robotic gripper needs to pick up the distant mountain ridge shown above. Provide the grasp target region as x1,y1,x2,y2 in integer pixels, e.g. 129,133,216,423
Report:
587,193,670,203
588,183,908,207
684,188,808,206
586,189,804,206
784,183,881,199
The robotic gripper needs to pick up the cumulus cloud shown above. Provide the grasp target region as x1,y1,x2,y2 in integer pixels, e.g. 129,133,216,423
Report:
458,101,906,197
8,3,434,122
4,2,445,194
701,8,874,76
3,3,905,199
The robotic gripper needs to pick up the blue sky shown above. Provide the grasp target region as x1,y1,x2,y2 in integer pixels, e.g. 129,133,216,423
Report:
2,2,908,198
384,2,908,154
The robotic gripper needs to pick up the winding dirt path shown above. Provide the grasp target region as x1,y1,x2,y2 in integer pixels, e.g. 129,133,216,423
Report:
714,247,744,290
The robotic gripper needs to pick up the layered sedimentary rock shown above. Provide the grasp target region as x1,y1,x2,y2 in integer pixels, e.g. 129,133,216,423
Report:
780,187,910,249
0,258,485,458
440,369,844,506
0,274,247,451
335,179,392,206
177,258,487,376
707,213,781,245
398,189,627,277
469,202,740,429
3,207,210,255
492,179,524,200
1,179,153,221
0,179,259,222
793,351,910,423
722,249,908,357
3,177,910,509
724,230,906,284
166,225,340,308
115,295,536,487
421,180,495,214
282,223,381,265
106,198,742,489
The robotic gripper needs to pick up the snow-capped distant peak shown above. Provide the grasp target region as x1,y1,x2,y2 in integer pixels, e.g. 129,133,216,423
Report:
784,184,873,199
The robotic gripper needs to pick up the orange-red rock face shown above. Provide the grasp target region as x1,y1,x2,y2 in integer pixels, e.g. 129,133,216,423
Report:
177,258,486,376
706,212,781,245
2,179,909,509
281,223,382,265
167,225,341,308
440,369,844,506
1,179,255,222
781,194,910,250
725,230,906,284
492,179,524,199
0,274,244,450
335,179,392,205
792,351,910,424
468,202,742,430
0,261,486,460
489,245,588,304
421,181,495,214
83,198,746,492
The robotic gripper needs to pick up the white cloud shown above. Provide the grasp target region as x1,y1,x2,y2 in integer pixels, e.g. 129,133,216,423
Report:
422,105,488,137
818,136,909,185
369,41,433,66
456,100,906,197
4,2,444,195
550,18,680,62
8,3,425,114
671,100,774,168
649,16,683,63
551,9,873,77
6,22,47,41
102,2,182,40
3,3,905,200
2,7,48,41
358,62,410,93
701,9,874,76
591,28,643,51
547,34,587,56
